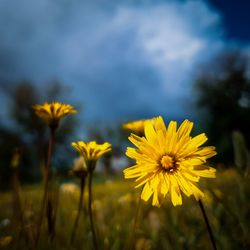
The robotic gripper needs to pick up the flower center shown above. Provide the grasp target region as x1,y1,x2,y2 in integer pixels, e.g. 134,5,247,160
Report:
160,155,175,172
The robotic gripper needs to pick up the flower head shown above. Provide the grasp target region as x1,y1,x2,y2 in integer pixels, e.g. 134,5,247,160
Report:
72,141,112,171
33,102,77,128
123,117,159,135
123,119,147,134
123,116,217,207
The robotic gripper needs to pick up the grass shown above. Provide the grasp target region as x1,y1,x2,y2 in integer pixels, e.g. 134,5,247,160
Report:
0,168,249,250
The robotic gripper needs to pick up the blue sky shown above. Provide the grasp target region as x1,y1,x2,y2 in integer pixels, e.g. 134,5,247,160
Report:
0,0,249,125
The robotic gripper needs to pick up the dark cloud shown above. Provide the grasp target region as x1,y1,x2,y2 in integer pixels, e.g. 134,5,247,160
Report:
0,0,227,124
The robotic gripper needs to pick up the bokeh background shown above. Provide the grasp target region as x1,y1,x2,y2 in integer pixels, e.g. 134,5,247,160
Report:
0,0,250,249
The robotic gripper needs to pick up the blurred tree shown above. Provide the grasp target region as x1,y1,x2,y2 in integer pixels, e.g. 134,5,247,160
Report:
195,50,250,163
0,80,80,188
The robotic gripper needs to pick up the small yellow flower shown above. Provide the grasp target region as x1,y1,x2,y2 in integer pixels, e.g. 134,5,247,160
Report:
72,141,112,171
123,116,217,207
33,102,77,128
123,119,147,134
123,117,159,135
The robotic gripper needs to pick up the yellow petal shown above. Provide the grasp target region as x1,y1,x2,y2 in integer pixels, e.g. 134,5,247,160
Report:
153,116,167,132
189,182,204,200
170,176,182,206
195,146,217,159
181,168,200,182
189,133,208,148
175,173,192,197
166,121,177,153
177,119,193,139
129,134,143,148
126,147,141,159
141,182,153,201
152,190,160,207
192,165,216,178
144,122,158,146
160,173,170,195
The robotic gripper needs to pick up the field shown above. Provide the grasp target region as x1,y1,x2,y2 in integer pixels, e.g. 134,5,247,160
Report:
0,168,249,250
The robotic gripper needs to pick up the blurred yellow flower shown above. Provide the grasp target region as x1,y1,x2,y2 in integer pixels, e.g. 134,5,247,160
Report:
72,141,111,171
33,102,77,127
123,119,148,134
123,117,162,135
124,116,217,207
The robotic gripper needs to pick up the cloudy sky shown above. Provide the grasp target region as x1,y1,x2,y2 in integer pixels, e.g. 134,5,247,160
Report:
0,0,249,125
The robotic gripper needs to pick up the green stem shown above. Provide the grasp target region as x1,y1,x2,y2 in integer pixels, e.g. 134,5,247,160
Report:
129,195,141,250
88,170,98,250
35,127,55,248
70,177,85,244
12,167,30,248
198,199,217,250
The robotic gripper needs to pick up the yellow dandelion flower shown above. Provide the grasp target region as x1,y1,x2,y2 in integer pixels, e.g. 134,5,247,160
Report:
123,116,217,207
123,117,160,135
72,141,112,171
33,102,77,128
123,119,147,134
